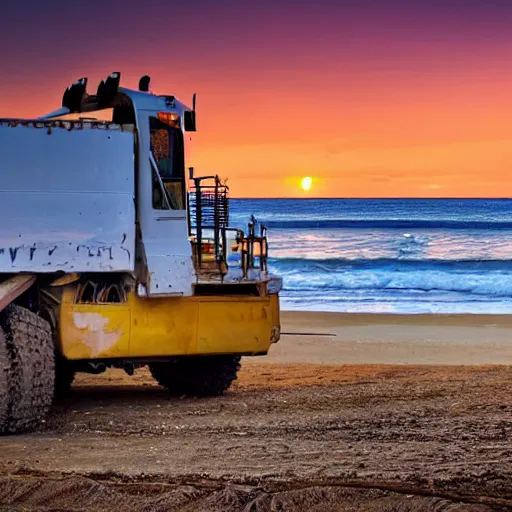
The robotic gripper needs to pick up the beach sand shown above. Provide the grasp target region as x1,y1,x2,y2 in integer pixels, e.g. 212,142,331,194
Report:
263,311,512,365
0,312,511,511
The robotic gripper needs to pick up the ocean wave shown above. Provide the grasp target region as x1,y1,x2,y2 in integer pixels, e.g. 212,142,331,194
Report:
269,256,512,271
231,198,512,312
276,269,512,298
278,296,512,314
264,219,512,230
268,257,512,298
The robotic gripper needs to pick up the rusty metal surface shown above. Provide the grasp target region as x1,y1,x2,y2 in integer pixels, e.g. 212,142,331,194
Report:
0,118,133,132
0,275,35,312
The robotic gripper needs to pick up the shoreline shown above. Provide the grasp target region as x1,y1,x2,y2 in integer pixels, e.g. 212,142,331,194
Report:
279,304,512,314
252,310,512,365
280,309,512,325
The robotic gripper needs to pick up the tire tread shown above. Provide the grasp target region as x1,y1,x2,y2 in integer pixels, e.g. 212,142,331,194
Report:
150,356,241,397
0,305,55,434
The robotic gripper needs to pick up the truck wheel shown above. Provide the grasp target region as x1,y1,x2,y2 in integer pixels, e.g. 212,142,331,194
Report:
149,356,241,397
54,356,75,398
0,329,9,429
0,305,55,434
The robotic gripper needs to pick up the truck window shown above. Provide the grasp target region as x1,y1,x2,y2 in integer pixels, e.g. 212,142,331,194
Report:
149,116,185,210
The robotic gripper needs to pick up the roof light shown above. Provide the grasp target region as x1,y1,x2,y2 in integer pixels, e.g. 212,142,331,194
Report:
157,112,180,128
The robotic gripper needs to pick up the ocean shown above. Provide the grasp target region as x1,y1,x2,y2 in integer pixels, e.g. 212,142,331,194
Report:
230,198,512,314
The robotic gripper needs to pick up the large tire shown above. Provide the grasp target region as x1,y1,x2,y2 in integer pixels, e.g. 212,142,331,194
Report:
149,356,241,397
40,309,75,399
0,329,9,428
0,305,55,434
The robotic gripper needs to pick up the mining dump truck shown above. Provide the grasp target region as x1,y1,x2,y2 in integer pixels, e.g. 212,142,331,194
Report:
0,73,281,434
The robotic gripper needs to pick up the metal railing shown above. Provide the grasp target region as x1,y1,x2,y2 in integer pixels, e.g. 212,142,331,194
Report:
240,215,268,275
188,175,229,273
188,177,269,280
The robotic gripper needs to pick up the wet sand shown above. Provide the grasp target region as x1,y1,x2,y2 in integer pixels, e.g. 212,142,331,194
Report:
265,311,512,365
0,312,511,511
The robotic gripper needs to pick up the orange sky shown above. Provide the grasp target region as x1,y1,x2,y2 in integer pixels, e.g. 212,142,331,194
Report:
0,0,511,197
191,62,512,198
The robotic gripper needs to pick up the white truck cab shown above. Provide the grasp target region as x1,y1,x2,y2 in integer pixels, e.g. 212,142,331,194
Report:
0,72,279,298
0,72,281,435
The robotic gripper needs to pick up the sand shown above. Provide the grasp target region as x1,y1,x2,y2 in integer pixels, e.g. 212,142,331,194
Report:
264,311,512,365
0,311,511,511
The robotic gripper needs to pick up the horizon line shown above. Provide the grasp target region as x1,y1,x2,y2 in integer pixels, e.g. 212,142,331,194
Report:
230,197,512,200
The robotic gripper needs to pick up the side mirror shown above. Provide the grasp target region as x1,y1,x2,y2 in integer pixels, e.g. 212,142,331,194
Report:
184,111,196,132
184,93,197,131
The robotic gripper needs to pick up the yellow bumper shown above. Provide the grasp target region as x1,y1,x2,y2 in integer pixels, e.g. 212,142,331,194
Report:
58,289,280,360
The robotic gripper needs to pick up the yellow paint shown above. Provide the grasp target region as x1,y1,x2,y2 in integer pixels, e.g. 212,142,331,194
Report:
196,297,272,354
128,293,199,357
58,286,280,360
60,304,131,359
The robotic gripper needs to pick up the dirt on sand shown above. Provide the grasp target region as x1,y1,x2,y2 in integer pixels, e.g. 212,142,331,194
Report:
0,363,512,511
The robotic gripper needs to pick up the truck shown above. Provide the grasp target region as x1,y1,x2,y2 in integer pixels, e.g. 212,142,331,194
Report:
0,72,282,434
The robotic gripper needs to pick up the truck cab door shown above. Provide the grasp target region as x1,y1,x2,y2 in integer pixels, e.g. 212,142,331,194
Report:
136,112,194,297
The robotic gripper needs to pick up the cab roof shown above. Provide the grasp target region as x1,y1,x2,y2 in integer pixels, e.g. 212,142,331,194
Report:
43,73,193,119
119,87,191,114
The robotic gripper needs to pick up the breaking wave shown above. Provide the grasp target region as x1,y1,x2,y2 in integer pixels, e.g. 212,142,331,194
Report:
269,257,512,298
264,219,512,230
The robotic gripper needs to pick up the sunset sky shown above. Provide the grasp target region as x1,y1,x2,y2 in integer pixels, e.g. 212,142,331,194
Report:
1,0,511,198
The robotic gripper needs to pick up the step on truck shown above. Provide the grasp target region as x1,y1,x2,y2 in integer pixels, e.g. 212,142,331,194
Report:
0,73,282,434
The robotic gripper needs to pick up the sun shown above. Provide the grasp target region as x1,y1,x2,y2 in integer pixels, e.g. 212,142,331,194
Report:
301,176,312,191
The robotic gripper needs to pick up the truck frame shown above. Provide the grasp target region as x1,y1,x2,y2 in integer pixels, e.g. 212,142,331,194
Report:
0,73,281,434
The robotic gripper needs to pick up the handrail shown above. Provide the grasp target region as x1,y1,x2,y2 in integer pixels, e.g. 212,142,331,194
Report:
188,177,269,280
189,174,229,273
149,153,172,211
